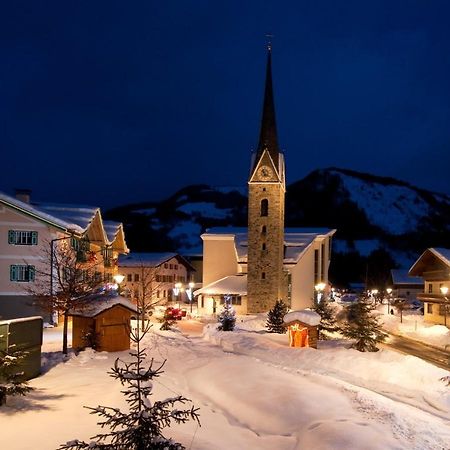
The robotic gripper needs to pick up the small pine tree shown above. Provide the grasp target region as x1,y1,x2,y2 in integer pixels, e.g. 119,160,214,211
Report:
342,298,387,352
217,297,236,331
158,309,176,331
59,321,200,449
0,346,33,406
266,299,289,333
314,300,339,339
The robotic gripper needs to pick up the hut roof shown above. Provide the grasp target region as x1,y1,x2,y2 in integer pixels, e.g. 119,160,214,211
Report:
283,310,320,326
69,294,137,318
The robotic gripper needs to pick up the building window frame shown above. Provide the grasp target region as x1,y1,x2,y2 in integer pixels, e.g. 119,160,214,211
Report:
8,230,38,245
10,264,35,282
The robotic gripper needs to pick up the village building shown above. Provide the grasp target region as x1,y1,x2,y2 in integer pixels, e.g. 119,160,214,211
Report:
389,269,423,304
409,247,450,327
118,252,196,306
195,47,336,315
0,189,128,321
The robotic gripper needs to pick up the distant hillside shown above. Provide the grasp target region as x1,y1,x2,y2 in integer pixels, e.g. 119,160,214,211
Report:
105,168,450,287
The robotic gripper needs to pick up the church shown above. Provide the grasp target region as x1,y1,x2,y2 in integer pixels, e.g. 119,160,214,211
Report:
195,47,335,315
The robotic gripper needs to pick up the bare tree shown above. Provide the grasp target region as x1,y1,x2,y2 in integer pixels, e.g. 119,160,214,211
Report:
128,264,167,328
28,238,105,355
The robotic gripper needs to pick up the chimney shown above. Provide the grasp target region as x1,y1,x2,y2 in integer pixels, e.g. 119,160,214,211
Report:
15,188,31,204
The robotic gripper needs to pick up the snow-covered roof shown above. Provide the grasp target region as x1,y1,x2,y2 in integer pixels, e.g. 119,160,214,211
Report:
409,247,450,276
119,252,180,268
194,274,247,296
0,191,84,233
390,269,423,286
202,227,336,265
283,310,320,326
34,202,99,231
103,220,122,242
431,248,450,266
69,294,138,318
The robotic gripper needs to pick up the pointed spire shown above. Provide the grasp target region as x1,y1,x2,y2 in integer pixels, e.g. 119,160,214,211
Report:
255,44,280,168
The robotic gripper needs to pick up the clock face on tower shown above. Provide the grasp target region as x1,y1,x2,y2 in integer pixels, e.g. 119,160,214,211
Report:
258,165,273,180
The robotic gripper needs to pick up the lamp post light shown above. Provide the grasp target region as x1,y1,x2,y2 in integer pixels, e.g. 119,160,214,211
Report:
186,281,195,313
370,289,379,305
386,287,392,314
440,286,449,327
314,282,326,306
173,282,183,306
113,273,125,295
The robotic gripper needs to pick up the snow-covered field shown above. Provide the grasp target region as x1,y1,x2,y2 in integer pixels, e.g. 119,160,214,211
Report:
1,317,450,450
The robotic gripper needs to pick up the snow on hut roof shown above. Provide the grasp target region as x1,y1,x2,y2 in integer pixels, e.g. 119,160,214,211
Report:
69,294,138,318
202,227,336,264
390,269,423,286
0,191,84,232
283,310,320,326
194,274,247,296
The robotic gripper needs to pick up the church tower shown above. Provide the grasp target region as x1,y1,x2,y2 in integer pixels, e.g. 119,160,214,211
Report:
247,46,286,313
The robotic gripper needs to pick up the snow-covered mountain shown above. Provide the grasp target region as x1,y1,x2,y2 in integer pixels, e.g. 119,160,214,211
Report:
105,168,450,285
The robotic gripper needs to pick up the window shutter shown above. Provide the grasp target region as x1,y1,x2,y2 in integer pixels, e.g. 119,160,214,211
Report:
8,230,15,244
31,231,38,245
10,265,17,281
29,266,35,282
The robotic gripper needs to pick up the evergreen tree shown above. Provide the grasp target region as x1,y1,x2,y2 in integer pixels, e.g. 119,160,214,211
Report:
59,320,200,449
158,309,176,331
217,297,236,331
0,346,33,406
314,299,339,339
342,298,387,352
266,299,289,333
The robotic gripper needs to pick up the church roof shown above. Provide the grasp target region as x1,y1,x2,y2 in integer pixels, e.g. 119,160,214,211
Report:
201,227,336,265
194,274,247,296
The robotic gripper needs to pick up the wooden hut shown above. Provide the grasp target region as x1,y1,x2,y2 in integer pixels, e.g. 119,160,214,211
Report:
70,294,138,352
283,310,320,349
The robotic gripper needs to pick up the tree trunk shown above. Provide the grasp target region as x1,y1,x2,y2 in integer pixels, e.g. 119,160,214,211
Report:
62,312,69,355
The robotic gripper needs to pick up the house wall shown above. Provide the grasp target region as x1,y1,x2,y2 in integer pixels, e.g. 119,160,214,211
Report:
202,237,238,286
119,256,189,305
197,294,247,316
424,302,448,326
289,246,315,310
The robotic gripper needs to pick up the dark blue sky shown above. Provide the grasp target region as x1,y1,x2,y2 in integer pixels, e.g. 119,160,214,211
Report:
2,1,450,208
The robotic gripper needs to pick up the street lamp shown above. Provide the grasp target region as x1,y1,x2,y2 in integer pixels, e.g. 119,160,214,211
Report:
315,282,326,305
386,288,392,314
113,273,125,295
370,289,379,304
173,282,183,306
440,286,449,327
186,281,195,313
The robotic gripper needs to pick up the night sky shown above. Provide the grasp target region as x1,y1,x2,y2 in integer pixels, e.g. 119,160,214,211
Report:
2,1,450,208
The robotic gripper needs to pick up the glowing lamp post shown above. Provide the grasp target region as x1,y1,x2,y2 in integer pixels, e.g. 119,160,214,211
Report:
173,282,183,306
386,288,392,314
113,274,125,295
186,281,195,313
314,282,326,306
370,289,378,304
440,286,449,327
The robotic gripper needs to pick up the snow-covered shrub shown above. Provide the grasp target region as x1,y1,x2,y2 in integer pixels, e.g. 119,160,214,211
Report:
217,298,236,331
0,346,33,406
314,299,340,339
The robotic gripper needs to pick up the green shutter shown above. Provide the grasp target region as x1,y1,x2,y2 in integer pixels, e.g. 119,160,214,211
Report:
8,230,15,244
31,231,38,245
10,265,17,281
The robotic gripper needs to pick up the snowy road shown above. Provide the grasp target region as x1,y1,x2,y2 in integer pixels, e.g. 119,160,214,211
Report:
1,319,450,450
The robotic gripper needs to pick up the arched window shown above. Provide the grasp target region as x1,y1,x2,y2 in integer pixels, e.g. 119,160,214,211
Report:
262,243,266,251
261,199,268,217
261,272,266,280
261,225,267,234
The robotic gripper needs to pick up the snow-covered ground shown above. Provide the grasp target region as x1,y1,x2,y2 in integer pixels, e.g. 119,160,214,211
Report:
1,317,450,450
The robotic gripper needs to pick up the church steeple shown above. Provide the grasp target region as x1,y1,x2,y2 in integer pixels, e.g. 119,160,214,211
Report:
253,45,281,171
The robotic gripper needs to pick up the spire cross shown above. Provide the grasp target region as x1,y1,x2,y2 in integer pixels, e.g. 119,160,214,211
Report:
265,33,274,51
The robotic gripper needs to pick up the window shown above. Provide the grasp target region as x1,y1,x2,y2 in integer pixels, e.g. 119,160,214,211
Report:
174,264,178,270
156,275,161,282
157,290,160,298
163,290,166,297
169,264,173,269
261,272,266,280
428,283,433,294
164,263,168,268
439,304,447,316
10,265,35,282
427,303,433,314
134,274,140,282
262,243,266,251
8,230,38,245
127,274,132,282
314,249,319,284
260,199,268,217
261,225,267,234
220,295,242,305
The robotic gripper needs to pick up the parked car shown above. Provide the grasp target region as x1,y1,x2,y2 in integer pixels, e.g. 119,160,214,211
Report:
340,293,358,303
165,307,186,320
